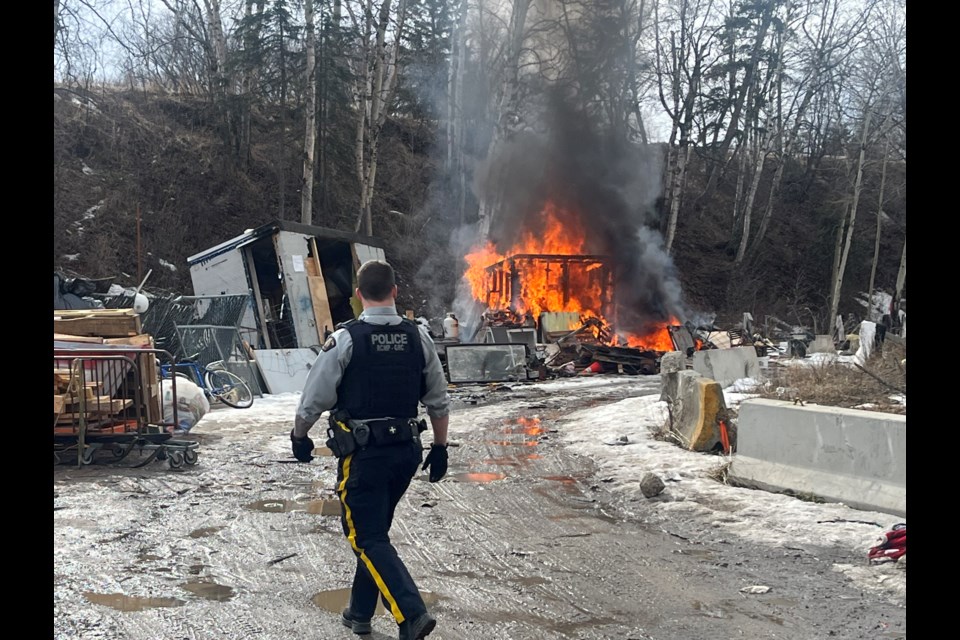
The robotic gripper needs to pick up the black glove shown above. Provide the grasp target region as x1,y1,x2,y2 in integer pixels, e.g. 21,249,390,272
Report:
290,430,315,463
421,444,448,482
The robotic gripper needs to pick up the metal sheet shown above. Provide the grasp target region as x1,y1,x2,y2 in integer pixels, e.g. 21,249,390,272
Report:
352,244,385,268
275,232,322,349
188,249,259,347
254,348,318,395
446,344,528,383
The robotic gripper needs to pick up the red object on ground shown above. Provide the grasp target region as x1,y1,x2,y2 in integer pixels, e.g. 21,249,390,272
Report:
580,361,603,375
719,420,731,454
868,524,906,563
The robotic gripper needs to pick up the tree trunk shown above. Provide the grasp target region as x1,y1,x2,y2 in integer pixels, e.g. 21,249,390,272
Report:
301,0,317,226
477,0,530,243
731,142,748,236
352,0,407,236
829,107,873,324
664,134,689,254
735,118,774,264
240,1,265,167
701,1,775,201
894,239,906,300
867,134,889,310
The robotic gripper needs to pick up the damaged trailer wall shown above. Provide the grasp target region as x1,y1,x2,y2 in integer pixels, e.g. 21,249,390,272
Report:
187,248,260,348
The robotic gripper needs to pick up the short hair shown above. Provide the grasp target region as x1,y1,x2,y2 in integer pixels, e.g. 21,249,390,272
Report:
357,260,396,301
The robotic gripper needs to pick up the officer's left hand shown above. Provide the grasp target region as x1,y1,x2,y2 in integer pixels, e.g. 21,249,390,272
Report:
290,430,315,463
421,444,448,482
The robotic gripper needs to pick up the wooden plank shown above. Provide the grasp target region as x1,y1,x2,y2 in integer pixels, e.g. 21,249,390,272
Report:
54,333,104,343
55,399,134,420
307,275,335,339
53,315,142,338
54,394,67,414
243,244,273,350
103,334,153,347
54,309,139,318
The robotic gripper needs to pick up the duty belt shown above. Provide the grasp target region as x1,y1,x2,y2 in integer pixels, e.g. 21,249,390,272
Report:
326,414,427,458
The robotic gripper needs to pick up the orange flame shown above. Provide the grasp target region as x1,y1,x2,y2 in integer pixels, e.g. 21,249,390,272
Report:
464,201,680,352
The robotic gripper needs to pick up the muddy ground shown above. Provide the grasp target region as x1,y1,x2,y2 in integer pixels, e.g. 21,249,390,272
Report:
54,376,906,640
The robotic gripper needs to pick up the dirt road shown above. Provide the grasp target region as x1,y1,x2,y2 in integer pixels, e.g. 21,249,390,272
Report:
54,376,905,640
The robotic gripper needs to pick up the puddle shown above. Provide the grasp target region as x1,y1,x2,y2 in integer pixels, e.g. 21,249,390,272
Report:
311,588,441,616
501,416,546,436
306,499,342,516
436,569,483,580
56,518,100,531
541,475,582,485
188,563,206,575
84,592,184,611
692,600,728,619
181,579,236,602
486,440,539,447
284,480,330,491
482,453,541,465
189,526,225,538
137,553,162,562
245,498,341,515
246,499,296,513
189,433,223,445
509,576,550,586
672,548,715,559
450,472,506,483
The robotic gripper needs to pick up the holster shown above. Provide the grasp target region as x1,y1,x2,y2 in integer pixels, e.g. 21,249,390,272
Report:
326,410,356,458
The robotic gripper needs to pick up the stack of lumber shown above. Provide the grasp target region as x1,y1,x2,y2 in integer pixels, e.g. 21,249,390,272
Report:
53,309,162,425
53,367,134,430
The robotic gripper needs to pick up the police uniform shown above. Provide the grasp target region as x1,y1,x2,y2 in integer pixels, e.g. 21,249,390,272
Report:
295,305,449,628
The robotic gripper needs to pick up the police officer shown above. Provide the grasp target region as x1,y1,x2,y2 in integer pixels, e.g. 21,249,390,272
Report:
291,260,449,640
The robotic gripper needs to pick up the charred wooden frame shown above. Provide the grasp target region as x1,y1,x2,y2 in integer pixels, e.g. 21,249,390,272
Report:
482,254,615,319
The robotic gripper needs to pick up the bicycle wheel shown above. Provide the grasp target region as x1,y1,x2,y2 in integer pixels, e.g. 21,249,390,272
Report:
204,369,254,408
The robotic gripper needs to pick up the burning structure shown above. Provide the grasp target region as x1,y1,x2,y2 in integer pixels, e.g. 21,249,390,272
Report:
450,86,692,377
463,202,683,359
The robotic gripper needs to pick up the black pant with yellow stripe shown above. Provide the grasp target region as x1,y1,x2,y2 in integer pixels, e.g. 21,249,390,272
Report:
336,440,426,625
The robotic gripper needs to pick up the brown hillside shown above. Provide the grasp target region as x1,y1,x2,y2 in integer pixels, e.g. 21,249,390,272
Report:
54,87,905,327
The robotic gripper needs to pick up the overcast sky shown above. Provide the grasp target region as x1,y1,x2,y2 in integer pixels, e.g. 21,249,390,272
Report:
197,365,906,604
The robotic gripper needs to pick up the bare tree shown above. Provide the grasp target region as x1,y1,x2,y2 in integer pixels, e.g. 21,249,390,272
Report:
747,0,872,257
653,0,721,253
828,0,903,324
697,0,776,204
475,0,532,242
345,0,410,235
301,0,318,225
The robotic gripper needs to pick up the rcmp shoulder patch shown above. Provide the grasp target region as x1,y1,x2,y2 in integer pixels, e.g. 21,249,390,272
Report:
321,336,337,352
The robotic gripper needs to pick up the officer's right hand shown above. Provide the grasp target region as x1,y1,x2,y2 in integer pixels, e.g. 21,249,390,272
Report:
290,430,315,463
421,444,448,482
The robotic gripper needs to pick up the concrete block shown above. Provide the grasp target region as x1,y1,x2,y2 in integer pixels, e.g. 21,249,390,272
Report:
667,371,726,452
660,351,686,375
808,335,836,354
729,398,906,516
692,346,760,387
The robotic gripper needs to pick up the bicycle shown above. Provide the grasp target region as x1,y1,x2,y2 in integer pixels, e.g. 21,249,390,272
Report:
159,354,254,409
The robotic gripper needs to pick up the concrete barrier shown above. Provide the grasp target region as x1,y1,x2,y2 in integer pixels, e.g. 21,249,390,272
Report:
692,346,760,386
661,368,727,452
730,398,906,516
807,335,836,354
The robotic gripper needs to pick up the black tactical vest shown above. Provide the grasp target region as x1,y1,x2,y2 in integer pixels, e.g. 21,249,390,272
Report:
337,319,425,419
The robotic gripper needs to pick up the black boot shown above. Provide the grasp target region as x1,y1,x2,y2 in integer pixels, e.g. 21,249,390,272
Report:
398,612,436,640
341,608,372,635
